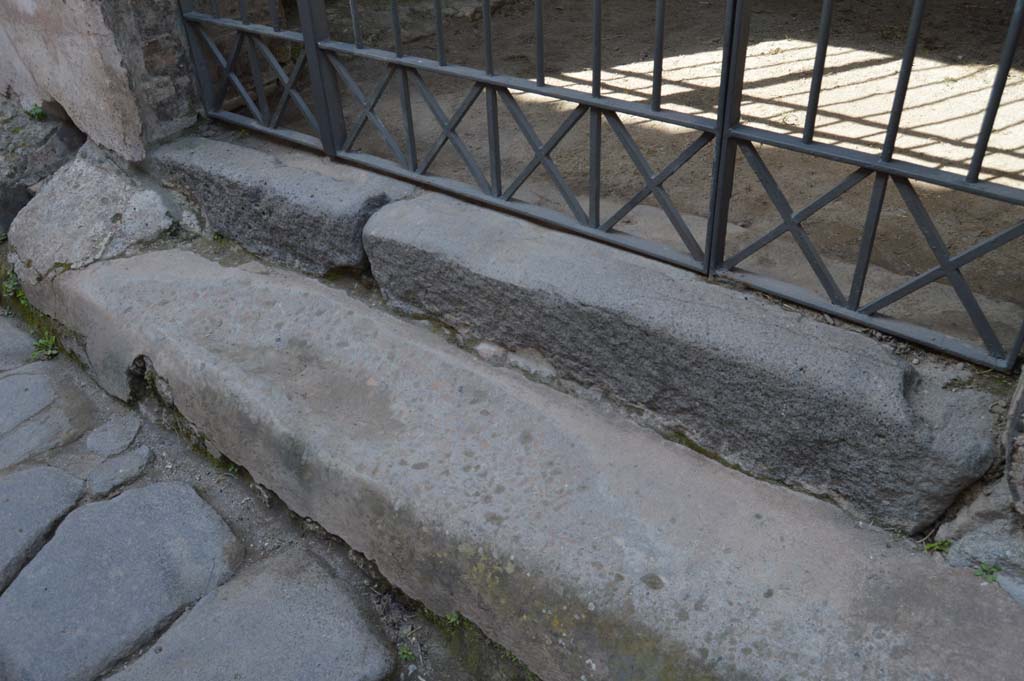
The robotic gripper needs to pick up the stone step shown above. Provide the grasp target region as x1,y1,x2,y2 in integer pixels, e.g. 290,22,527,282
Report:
23,245,1024,681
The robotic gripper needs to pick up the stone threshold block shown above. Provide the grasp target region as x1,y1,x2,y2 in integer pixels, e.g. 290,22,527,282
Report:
364,192,1002,533
23,246,1024,681
146,136,415,276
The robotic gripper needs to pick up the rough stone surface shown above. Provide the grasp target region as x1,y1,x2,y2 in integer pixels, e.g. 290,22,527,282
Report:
0,466,83,592
0,0,147,159
948,518,1024,575
110,546,394,681
0,482,241,681
938,478,1016,542
8,144,190,305
1008,375,1024,516
31,247,1024,681
364,192,999,533
0,322,34,371
0,98,85,232
0,363,98,471
0,372,54,434
85,412,142,457
147,136,415,275
86,445,152,497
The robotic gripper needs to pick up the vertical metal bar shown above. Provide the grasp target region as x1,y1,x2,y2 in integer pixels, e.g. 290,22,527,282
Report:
178,3,216,114
705,0,750,272
589,0,602,227
268,0,281,31
487,87,501,195
391,0,403,56
483,0,495,74
434,0,447,65
212,0,222,17
239,0,249,21
848,172,888,310
535,0,545,85
399,68,418,171
652,0,666,111
591,0,602,97
803,0,833,143
297,0,347,153
349,0,364,48
244,31,270,124
967,0,1024,182
391,0,416,172
881,0,925,162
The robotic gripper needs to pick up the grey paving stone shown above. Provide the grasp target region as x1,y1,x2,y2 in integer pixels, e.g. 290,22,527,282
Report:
0,372,54,434
0,482,241,681
0,466,83,592
85,412,141,457
0,323,34,371
109,546,394,681
0,362,99,470
86,445,152,497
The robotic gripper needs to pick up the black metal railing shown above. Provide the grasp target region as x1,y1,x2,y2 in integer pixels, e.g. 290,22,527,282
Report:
179,0,1024,371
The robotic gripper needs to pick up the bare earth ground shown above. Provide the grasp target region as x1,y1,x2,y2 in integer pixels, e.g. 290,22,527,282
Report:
198,0,1024,354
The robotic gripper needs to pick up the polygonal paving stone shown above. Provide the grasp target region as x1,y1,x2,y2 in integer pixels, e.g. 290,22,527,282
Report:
0,482,241,681
0,466,83,591
0,372,54,434
0,322,34,371
85,412,141,457
86,445,152,497
108,545,395,681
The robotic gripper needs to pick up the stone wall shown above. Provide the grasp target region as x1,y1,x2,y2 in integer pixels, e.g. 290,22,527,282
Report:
0,0,199,161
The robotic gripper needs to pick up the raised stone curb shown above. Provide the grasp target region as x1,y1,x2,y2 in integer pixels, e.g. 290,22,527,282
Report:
109,546,395,681
364,191,998,533
0,482,241,681
0,466,83,592
26,247,1024,681
147,136,415,275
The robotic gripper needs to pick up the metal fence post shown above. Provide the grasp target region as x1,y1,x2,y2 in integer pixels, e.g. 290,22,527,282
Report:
297,0,346,154
704,0,750,274
177,0,216,114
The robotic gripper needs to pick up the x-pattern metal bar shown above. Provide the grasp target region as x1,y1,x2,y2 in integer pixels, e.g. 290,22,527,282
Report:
891,176,1006,357
861,218,1024,316
738,141,848,306
326,55,405,165
410,73,490,194
502,104,588,218
724,167,871,270
602,114,710,261
249,39,319,133
499,91,589,225
198,27,263,124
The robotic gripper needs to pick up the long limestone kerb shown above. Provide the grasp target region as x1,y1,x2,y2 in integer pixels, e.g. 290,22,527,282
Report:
34,247,1024,681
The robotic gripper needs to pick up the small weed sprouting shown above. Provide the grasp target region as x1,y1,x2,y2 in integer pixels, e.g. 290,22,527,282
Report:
924,539,952,554
25,104,46,121
444,612,463,629
397,644,416,663
974,562,1002,583
1,272,27,306
32,334,59,361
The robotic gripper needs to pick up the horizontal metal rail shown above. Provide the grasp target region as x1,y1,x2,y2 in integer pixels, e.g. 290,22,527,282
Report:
179,0,1024,372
